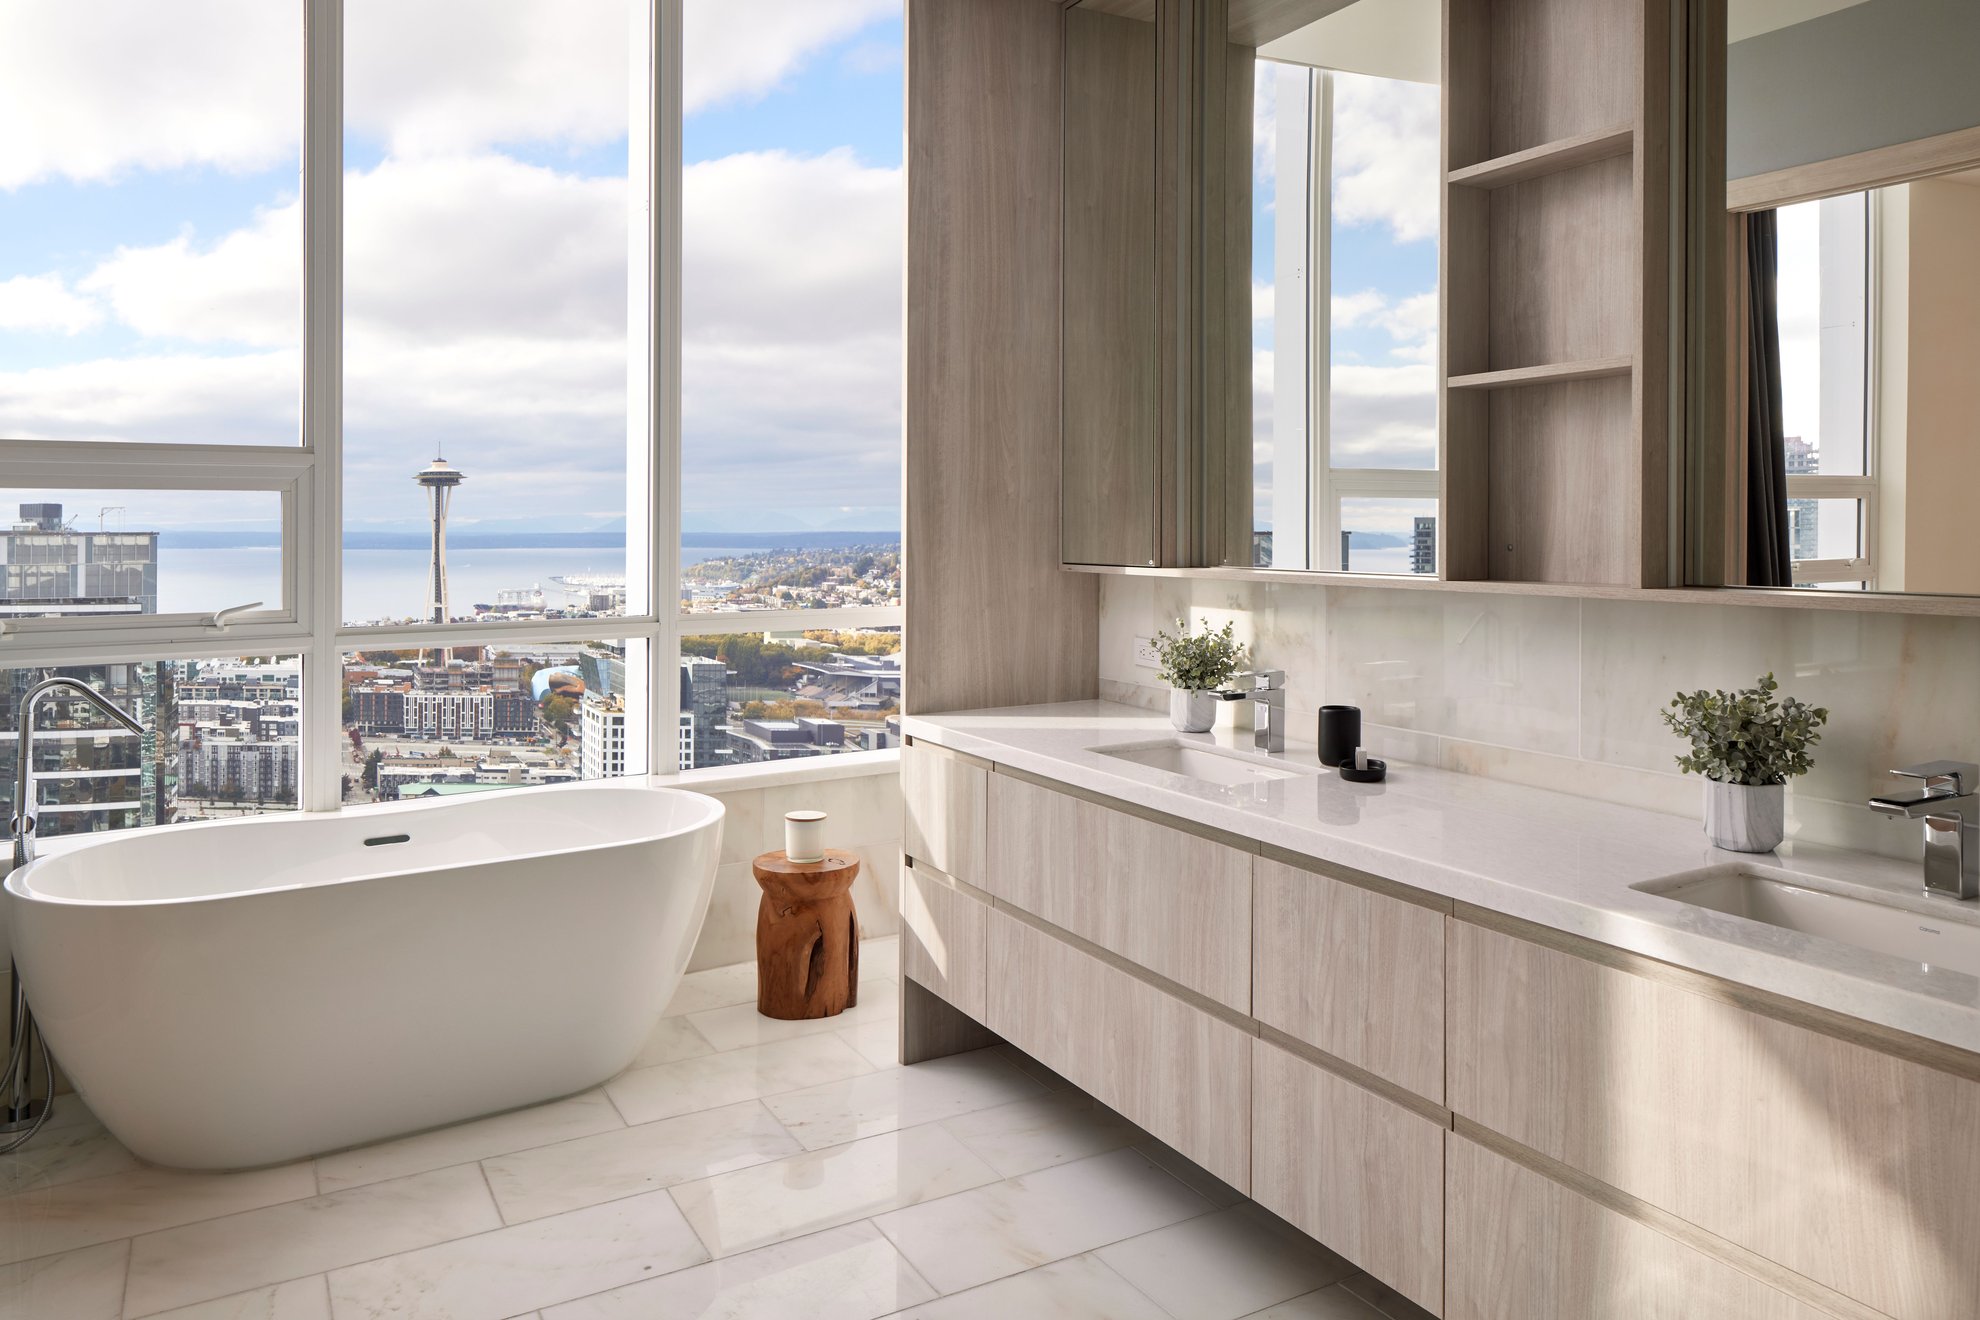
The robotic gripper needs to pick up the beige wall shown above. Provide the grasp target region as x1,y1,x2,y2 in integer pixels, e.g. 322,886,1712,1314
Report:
1897,177,1980,595
1101,576,1980,860
687,769,901,972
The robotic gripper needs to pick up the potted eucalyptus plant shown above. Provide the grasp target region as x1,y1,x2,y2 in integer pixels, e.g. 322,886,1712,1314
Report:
1661,672,1828,853
1154,618,1248,733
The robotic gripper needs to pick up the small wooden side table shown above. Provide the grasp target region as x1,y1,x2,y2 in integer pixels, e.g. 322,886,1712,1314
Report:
751,849,861,1020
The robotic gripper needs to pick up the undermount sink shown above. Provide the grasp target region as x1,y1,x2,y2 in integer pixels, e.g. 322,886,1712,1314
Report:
1093,738,1319,789
1635,865,1980,977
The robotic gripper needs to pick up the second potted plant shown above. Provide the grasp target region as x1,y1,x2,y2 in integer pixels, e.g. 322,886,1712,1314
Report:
1154,618,1247,733
1661,672,1829,853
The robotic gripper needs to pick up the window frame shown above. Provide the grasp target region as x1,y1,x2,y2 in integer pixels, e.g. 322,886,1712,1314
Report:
2,0,900,817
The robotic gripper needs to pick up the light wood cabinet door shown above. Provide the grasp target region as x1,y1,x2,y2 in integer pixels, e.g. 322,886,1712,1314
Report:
1450,919,1980,1320
1251,1039,1444,1313
900,862,990,1023
988,772,1250,1011
986,909,1250,1190
1252,857,1444,1101
1446,1135,1836,1320
901,740,987,886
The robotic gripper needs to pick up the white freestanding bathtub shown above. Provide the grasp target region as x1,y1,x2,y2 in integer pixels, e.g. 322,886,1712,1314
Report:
3,781,722,1169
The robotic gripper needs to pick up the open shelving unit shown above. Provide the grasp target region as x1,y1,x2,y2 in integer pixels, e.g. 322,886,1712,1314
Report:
1439,0,1671,588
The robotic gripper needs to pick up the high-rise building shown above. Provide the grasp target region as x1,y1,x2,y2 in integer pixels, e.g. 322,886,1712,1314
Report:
414,454,465,626
580,692,628,779
1410,516,1438,575
1784,435,1819,564
0,502,159,619
680,655,730,769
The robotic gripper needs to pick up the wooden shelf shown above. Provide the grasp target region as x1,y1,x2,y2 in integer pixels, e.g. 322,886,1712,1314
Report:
1447,126,1634,190
1446,357,1634,391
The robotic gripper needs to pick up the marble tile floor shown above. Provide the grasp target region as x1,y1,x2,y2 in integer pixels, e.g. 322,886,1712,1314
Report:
0,937,1435,1320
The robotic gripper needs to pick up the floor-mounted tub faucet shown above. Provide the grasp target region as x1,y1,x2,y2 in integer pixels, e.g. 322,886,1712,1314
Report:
5,677,144,1144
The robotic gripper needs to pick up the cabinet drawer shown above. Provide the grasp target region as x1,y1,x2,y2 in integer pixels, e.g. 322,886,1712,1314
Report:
902,740,987,886
1450,920,1980,1320
900,862,990,1022
986,909,1249,1190
1251,1038,1443,1312
1253,857,1444,1101
1446,1136,1833,1320
988,772,1250,1010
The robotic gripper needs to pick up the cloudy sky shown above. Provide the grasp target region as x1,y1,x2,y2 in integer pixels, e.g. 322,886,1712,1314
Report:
1252,58,1439,567
0,0,903,542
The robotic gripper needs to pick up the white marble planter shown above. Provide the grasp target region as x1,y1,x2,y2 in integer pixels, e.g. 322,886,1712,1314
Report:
1169,688,1218,733
1703,779,1785,853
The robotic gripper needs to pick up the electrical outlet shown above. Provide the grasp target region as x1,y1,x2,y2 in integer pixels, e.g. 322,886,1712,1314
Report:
1132,636,1161,669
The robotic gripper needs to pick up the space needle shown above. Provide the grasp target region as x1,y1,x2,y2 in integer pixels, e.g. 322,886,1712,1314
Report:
415,452,465,627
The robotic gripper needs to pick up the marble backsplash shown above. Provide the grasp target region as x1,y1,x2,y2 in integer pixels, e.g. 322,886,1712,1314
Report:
1099,575,1980,862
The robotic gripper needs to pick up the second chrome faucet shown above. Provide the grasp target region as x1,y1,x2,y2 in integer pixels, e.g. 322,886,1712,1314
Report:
1219,670,1287,753
1869,760,1980,900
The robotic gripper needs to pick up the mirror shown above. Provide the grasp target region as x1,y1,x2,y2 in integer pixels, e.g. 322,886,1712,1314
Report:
1058,0,1443,574
1713,0,1980,595
1240,0,1442,573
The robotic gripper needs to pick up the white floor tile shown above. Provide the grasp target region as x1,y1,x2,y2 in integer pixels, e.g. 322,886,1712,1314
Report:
0,1240,127,1320
992,1045,1080,1092
123,1164,500,1318
1239,1284,1393,1320
629,1016,716,1070
0,1107,142,1198
670,1123,1000,1258
326,1188,707,1320
939,1091,1144,1178
314,1092,622,1194
888,1253,1170,1320
858,936,900,982
687,980,901,1054
603,1034,875,1127
541,1220,935,1320
0,1162,316,1268
483,1100,801,1224
835,1021,901,1072
1096,1203,1355,1320
762,1049,1043,1151
872,1148,1211,1295
662,964,759,1018
138,1276,333,1320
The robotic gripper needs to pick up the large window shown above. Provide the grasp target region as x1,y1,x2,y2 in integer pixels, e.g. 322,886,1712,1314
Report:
1252,50,1441,573
1,1,903,840
1774,191,1874,590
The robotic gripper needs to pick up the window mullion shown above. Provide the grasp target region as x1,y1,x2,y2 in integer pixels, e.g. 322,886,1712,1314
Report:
300,0,344,812
651,0,684,775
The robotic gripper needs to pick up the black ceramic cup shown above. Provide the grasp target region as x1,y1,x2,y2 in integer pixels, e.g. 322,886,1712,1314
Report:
1318,704,1362,767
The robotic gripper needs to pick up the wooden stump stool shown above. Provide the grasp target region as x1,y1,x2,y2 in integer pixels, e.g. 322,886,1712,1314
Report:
751,850,861,1021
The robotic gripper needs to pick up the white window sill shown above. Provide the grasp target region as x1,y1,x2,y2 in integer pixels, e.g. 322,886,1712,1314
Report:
651,747,899,795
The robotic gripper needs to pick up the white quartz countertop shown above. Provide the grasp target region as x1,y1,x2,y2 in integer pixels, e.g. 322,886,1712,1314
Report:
900,701,1980,1056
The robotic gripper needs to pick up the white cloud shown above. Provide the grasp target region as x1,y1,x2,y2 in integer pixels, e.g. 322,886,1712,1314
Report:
1331,290,1386,329
0,0,300,188
0,143,903,526
1,0,894,186
1331,71,1439,244
685,0,898,113
0,274,102,334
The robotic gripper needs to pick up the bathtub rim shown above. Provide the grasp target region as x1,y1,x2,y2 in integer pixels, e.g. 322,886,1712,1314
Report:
4,779,725,909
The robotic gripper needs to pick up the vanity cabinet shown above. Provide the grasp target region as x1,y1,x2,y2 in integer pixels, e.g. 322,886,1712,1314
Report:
901,739,988,887
1252,857,1447,1102
1449,918,1980,1320
985,908,1252,1190
1252,1038,1445,1312
1445,1136,1833,1320
986,773,1251,1011
900,861,991,1025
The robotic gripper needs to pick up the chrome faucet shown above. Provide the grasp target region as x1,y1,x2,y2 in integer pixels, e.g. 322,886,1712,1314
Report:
1219,670,1287,753
1869,760,1980,901
11,676,145,872
4,678,143,1141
